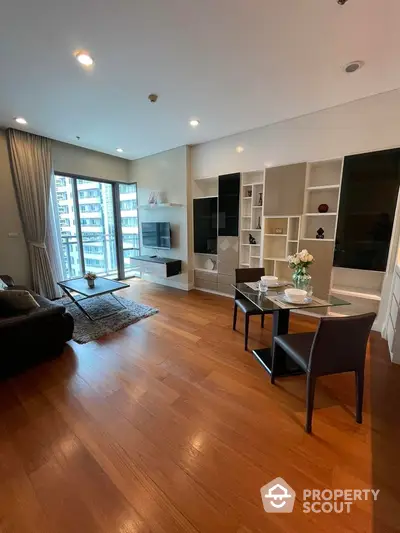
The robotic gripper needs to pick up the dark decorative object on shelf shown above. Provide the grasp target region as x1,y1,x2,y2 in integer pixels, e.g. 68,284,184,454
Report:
249,233,257,245
318,203,329,213
316,227,325,239
256,216,261,229
258,192,263,206
247,189,252,197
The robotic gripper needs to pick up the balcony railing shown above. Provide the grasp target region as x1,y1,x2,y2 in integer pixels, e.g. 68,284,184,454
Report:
61,234,140,279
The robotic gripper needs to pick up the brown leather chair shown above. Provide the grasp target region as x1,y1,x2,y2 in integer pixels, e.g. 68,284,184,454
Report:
271,313,376,433
233,268,271,351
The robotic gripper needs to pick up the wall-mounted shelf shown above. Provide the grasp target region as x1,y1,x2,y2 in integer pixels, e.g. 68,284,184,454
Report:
193,195,217,200
304,212,337,216
140,203,184,209
240,171,265,268
195,267,219,274
307,184,340,191
264,233,287,237
302,237,335,242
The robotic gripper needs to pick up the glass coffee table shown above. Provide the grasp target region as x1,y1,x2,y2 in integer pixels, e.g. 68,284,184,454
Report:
58,277,130,321
233,283,350,377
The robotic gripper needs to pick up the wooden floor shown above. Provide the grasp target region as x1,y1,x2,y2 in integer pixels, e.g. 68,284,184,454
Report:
0,280,399,533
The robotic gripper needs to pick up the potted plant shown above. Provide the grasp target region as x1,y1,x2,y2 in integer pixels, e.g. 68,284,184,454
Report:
287,249,314,290
84,272,97,289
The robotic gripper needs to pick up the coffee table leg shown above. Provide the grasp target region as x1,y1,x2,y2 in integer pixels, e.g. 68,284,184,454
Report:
61,286,94,321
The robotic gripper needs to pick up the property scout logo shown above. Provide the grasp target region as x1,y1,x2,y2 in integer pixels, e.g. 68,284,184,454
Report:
260,478,380,514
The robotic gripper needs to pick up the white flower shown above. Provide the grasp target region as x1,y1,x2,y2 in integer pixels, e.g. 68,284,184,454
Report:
294,257,300,265
307,253,314,262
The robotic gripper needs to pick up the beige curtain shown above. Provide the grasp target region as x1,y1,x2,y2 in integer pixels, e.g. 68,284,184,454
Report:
6,129,59,299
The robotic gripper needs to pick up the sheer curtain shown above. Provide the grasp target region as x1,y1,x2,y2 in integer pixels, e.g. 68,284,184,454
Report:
46,175,64,297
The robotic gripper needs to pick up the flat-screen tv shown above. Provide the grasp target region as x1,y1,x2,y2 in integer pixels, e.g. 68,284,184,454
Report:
334,149,400,271
141,222,171,249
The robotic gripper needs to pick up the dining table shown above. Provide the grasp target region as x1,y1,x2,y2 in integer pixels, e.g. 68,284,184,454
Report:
232,282,350,378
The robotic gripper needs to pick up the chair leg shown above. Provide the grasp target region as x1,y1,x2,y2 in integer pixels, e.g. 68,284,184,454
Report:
271,340,278,384
261,314,265,328
233,303,238,331
244,314,250,351
355,368,364,424
305,374,316,434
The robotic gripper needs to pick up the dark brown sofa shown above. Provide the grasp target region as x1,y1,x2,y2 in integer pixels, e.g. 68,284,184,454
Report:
0,275,74,373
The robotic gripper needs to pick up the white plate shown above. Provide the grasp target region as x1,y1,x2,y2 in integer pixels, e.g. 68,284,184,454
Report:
280,294,312,305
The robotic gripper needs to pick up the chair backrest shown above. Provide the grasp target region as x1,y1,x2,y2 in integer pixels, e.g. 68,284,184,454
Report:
309,313,376,376
235,268,265,284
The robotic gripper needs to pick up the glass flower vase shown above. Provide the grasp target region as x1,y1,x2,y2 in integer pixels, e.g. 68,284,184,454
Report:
292,268,312,291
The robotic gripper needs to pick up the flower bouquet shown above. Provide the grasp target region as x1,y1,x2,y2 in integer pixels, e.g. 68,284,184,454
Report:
84,271,97,288
287,249,314,289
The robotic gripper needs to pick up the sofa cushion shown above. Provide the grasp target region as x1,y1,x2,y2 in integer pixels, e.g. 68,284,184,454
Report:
0,290,40,316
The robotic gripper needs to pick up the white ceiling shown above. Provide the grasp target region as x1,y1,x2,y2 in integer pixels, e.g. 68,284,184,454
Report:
1,0,400,160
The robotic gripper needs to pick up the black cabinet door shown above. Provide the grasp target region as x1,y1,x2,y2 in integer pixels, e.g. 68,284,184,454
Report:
193,197,218,254
218,173,240,236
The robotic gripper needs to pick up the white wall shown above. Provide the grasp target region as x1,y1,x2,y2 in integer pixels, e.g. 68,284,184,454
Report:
129,146,191,290
192,89,400,178
53,140,130,182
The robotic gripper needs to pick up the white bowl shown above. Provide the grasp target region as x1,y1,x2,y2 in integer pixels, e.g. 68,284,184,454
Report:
284,288,307,303
261,275,278,286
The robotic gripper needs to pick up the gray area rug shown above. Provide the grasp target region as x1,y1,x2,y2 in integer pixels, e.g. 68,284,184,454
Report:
60,294,158,344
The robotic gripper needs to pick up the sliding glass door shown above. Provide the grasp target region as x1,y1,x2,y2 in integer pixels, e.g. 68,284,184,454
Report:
117,183,140,278
54,175,139,280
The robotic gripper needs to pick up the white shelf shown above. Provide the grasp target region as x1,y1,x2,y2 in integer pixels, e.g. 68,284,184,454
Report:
304,212,337,216
331,286,381,302
240,263,250,266
288,239,298,242
243,197,252,200
194,195,217,200
264,233,287,237
243,182,263,187
302,238,335,242
242,215,251,218
264,257,287,262
252,205,262,209
241,228,261,231
194,176,217,181
194,252,217,256
250,256,260,259
195,267,218,274
307,185,340,191
140,203,184,209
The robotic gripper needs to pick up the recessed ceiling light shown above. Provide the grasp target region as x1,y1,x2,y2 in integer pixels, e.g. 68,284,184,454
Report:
14,117,27,125
74,51,94,67
189,119,200,128
116,148,123,153
344,60,364,74
236,146,244,153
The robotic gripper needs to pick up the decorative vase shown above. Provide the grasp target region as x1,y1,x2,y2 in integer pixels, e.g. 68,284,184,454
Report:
87,279,95,289
258,192,263,206
318,203,329,213
292,268,312,290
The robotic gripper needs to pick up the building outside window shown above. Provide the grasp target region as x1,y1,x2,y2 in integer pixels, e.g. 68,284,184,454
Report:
54,176,139,279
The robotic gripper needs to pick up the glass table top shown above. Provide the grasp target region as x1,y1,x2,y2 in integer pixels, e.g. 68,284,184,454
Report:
233,282,350,313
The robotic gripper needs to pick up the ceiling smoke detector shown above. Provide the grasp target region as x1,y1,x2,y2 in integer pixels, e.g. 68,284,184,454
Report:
344,61,364,74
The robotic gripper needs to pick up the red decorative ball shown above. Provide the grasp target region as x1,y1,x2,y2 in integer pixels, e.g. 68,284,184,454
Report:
318,203,329,213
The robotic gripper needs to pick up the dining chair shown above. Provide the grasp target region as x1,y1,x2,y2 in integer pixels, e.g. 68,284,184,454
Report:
233,268,271,351
271,312,376,433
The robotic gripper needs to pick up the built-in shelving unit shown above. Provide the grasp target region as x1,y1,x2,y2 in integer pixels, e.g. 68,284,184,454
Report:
193,176,218,199
139,203,184,209
240,171,264,267
262,216,300,278
301,159,342,241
